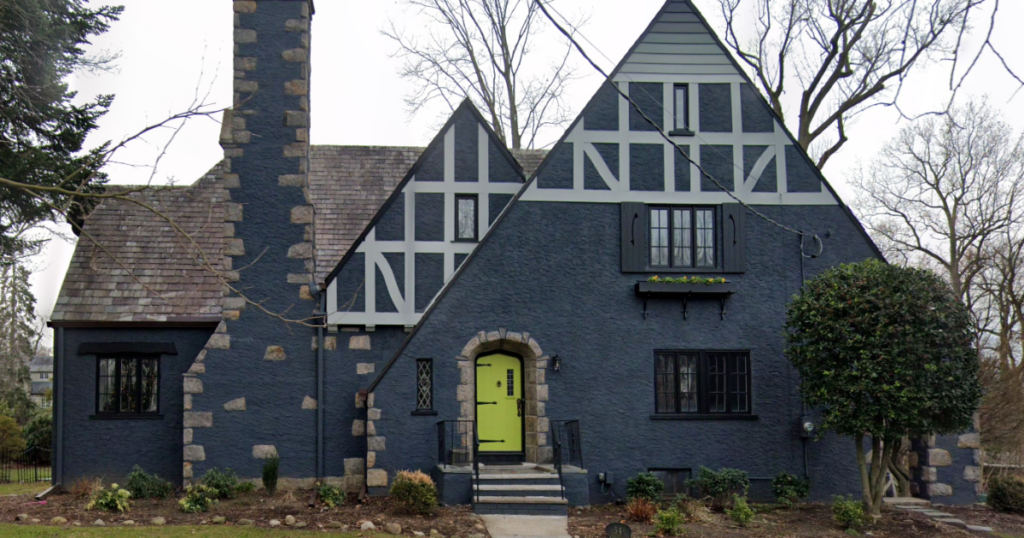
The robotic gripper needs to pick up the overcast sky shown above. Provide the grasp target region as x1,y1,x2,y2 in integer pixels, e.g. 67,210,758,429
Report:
30,0,1024,337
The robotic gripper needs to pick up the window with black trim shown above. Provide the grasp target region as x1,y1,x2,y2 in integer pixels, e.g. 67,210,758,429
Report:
655,351,750,415
416,359,433,410
96,356,159,415
455,195,478,241
672,84,690,132
649,206,715,268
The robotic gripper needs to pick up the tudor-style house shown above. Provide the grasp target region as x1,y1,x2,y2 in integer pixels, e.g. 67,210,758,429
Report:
49,0,980,513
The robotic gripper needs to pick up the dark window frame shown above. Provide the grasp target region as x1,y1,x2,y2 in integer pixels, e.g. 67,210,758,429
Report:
94,355,161,417
454,194,479,242
653,350,751,416
672,84,691,133
648,205,717,269
650,468,693,498
413,358,437,415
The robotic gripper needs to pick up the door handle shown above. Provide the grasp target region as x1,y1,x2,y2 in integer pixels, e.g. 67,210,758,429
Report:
517,398,524,417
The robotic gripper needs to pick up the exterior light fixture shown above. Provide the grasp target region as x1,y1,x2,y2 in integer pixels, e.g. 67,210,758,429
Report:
551,354,561,372
800,416,815,438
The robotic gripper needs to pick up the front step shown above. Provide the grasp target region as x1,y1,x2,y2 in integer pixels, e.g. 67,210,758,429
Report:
472,466,567,515
472,495,568,516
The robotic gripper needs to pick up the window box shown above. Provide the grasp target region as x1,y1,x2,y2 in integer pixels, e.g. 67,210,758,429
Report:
635,281,735,319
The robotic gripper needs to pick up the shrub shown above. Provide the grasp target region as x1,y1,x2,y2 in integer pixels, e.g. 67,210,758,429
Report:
626,472,664,501
236,481,257,494
125,466,173,499
202,467,239,499
771,472,810,508
686,467,749,510
725,495,755,527
672,494,711,523
831,495,867,531
69,477,102,499
653,507,684,535
179,484,216,513
318,482,344,508
0,415,26,454
391,470,438,515
23,411,51,451
86,483,131,513
262,456,279,496
624,496,657,523
989,476,1024,514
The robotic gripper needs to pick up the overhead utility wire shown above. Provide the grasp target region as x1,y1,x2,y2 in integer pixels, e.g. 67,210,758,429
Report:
534,0,818,241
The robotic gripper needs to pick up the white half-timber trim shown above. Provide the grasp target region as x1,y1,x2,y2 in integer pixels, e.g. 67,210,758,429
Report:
327,122,524,328
522,79,833,206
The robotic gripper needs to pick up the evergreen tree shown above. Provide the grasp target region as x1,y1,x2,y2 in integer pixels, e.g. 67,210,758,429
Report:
0,263,38,423
0,0,123,259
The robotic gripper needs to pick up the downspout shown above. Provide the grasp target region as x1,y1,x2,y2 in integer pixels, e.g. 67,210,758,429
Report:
316,290,325,481
54,327,64,487
798,234,810,480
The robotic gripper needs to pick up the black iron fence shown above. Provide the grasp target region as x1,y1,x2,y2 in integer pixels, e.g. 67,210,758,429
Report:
551,420,583,469
0,446,51,484
436,420,475,466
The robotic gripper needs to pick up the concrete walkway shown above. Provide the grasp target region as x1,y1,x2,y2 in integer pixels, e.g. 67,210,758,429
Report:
479,514,571,538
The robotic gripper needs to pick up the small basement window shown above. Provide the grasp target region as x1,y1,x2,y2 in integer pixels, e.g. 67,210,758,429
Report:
650,468,692,498
455,194,478,241
96,356,159,415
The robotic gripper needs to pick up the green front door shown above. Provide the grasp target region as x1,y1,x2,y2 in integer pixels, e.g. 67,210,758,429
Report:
476,353,523,454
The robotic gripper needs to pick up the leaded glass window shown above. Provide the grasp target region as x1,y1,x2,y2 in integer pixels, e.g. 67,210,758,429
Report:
673,84,689,131
456,195,477,240
416,359,433,410
654,351,750,415
507,369,515,396
649,206,715,268
96,356,160,415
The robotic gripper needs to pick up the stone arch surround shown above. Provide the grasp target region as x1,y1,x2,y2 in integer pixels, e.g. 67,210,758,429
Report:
457,329,552,463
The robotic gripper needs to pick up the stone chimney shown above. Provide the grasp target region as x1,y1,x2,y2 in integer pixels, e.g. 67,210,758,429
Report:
182,0,316,484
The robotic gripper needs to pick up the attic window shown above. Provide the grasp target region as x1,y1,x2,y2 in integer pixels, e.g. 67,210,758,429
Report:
456,194,478,241
671,84,694,136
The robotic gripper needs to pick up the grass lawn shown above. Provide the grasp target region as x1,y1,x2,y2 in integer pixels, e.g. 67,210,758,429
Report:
0,524,376,537
0,483,48,496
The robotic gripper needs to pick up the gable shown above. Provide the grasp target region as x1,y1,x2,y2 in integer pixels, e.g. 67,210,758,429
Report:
525,0,839,206
325,101,528,328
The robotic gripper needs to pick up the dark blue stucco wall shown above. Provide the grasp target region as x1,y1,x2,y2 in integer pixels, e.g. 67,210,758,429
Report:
700,145,734,192
60,327,213,484
371,199,880,503
698,84,732,132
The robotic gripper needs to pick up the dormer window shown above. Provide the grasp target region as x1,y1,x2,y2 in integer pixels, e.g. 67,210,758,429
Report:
456,194,478,241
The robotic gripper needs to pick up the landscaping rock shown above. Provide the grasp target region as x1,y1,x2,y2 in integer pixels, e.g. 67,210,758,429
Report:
966,525,994,532
211,516,226,524
51,516,67,525
73,522,81,526
238,519,254,526
936,518,967,528
430,529,444,538
388,522,403,534
151,517,166,526
269,519,281,527
360,520,377,531
285,515,296,526
122,520,135,526
93,519,105,526
295,521,307,528
326,521,344,528
413,532,425,537
30,519,39,524
15,514,28,522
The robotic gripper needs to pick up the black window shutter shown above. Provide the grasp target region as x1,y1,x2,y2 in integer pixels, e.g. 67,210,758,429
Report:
621,202,647,272
722,203,746,272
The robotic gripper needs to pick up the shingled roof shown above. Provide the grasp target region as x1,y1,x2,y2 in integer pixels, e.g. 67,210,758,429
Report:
53,145,547,323
52,167,229,323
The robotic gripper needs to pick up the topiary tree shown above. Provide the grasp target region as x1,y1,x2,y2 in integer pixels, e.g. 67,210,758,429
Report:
785,259,980,516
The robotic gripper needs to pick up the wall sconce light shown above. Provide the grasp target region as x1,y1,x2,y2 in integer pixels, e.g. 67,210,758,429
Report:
551,354,561,372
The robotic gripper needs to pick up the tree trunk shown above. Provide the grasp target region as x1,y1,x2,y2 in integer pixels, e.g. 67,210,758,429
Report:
887,437,912,497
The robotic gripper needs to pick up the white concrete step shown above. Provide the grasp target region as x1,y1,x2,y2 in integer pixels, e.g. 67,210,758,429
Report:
475,473,556,480
475,496,568,505
474,484,563,492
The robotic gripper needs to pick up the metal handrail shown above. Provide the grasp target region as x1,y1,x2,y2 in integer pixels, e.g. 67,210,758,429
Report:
551,420,582,500
473,420,480,503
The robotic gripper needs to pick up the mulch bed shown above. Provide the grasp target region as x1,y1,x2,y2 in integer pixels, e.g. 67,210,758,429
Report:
568,502,1003,537
0,490,487,536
